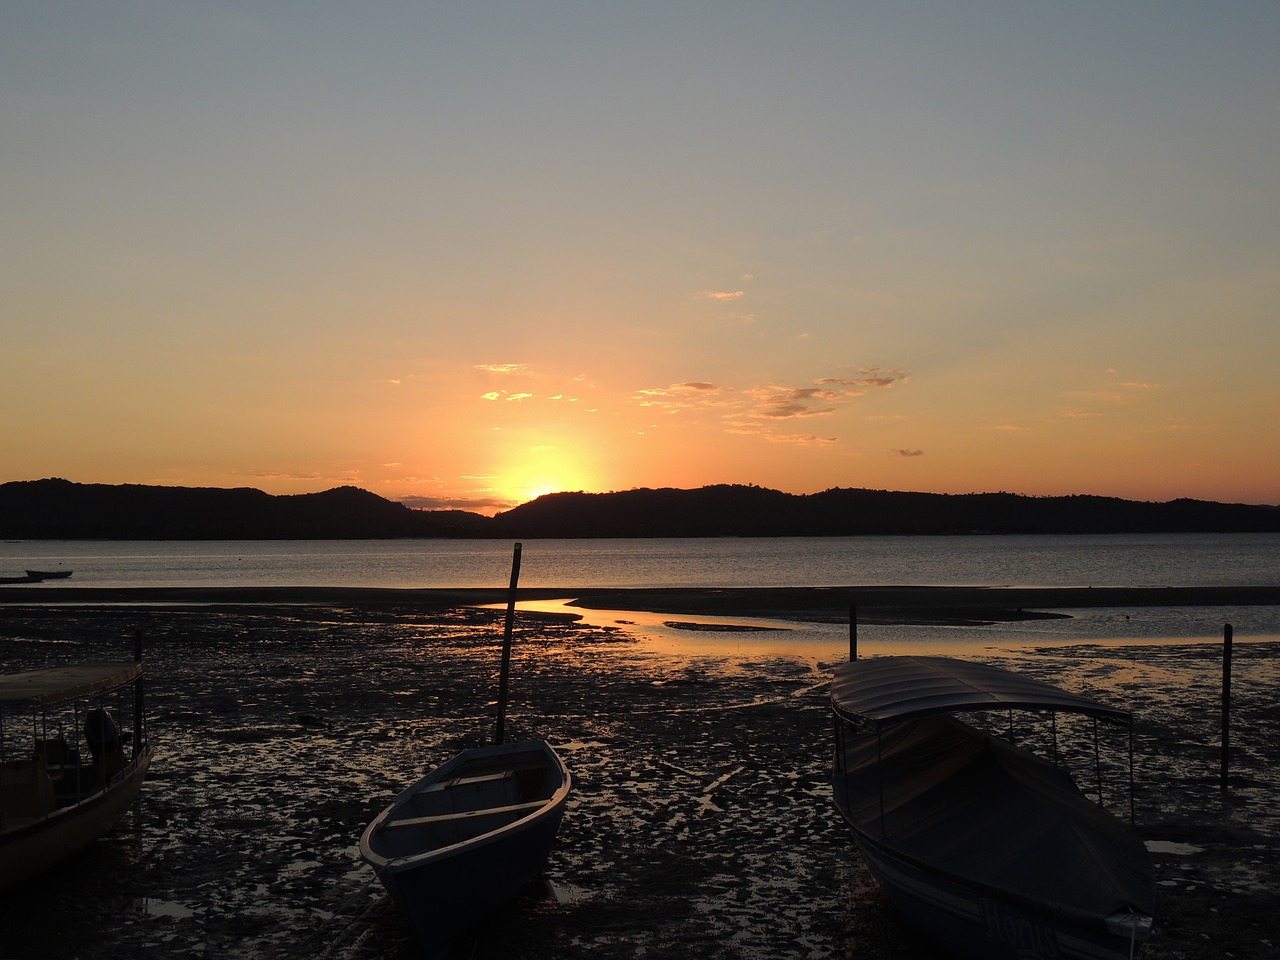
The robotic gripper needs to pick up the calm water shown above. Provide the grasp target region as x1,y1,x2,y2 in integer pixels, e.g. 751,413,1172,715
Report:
5,532,1280,591
6,534,1279,653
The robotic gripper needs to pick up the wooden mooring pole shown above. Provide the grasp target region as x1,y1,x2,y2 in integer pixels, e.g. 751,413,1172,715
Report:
849,602,858,661
1220,622,1233,791
494,542,523,746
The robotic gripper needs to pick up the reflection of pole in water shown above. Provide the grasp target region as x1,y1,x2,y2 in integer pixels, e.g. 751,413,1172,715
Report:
848,602,858,661
1221,622,1233,791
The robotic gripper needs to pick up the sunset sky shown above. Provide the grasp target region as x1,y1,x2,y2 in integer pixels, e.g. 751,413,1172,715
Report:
3,3,1278,514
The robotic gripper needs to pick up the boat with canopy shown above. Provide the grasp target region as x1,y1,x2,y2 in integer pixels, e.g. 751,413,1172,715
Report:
1,646,153,889
831,655,1156,960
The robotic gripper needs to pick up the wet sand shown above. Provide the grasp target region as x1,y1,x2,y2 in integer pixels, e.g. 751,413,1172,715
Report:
0,590,1277,959
8,583,1280,624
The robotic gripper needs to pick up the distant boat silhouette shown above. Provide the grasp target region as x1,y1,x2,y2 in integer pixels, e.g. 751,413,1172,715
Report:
24,570,73,580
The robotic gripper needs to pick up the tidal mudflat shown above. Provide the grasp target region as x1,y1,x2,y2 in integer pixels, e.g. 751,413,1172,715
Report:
0,598,1275,959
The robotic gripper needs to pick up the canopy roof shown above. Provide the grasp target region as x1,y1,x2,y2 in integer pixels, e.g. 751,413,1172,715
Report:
830,655,1130,728
0,662,142,707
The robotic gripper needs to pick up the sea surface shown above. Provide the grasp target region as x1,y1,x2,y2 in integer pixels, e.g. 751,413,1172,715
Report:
6,531,1279,590
4,533,1279,653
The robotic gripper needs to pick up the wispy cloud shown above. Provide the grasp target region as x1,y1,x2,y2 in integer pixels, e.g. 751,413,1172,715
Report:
1064,375,1158,417
474,363,532,375
895,449,925,457
634,381,735,412
746,370,904,420
701,290,745,301
765,433,838,446
631,368,909,443
748,385,841,420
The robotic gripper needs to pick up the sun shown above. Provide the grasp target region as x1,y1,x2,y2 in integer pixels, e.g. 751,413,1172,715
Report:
495,445,601,506
501,473,582,506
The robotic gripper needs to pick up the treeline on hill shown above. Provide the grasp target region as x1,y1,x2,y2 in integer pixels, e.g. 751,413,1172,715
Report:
2,478,1277,540
0,479,486,539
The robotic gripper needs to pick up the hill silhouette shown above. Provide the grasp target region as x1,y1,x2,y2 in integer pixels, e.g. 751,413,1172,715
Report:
1,478,1277,540
489,485,1280,537
0,479,486,539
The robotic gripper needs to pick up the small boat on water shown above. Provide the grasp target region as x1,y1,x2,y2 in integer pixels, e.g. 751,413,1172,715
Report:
24,570,73,580
1,646,153,889
360,543,571,955
831,655,1156,960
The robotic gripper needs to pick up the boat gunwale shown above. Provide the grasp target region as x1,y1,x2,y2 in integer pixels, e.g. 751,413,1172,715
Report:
842,813,1154,952
0,747,155,843
360,740,570,872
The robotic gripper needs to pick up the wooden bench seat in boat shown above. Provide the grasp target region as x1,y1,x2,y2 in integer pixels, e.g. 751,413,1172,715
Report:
383,800,547,830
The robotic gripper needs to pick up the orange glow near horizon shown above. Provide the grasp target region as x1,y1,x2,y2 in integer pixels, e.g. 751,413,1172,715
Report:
484,437,606,508
4,8,1279,511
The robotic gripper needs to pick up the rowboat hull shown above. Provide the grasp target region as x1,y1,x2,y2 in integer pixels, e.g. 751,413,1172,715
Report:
831,658,1155,960
360,739,570,955
845,823,1149,960
1,749,153,890
24,570,72,580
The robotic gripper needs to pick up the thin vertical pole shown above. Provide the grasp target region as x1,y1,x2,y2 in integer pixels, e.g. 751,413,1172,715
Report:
1220,623,1233,791
849,603,858,661
1093,717,1103,806
494,542,523,746
1128,721,1136,827
133,630,145,761
876,729,885,838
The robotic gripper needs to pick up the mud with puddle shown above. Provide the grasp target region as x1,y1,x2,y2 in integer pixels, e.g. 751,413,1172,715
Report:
0,603,1275,959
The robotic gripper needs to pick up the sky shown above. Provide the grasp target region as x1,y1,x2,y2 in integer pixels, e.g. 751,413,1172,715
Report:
3,3,1278,514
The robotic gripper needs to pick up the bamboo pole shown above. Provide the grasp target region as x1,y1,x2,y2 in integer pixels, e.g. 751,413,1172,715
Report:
494,543,523,746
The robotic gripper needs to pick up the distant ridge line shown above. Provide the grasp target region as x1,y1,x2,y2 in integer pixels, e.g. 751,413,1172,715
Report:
2,478,1277,540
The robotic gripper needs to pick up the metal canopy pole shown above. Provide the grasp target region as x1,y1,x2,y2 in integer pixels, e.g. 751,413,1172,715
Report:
134,630,145,761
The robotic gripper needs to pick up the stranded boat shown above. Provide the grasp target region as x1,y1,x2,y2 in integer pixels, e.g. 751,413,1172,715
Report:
831,655,1156,960
1,648,153,889
359,738,571,954
360,543,571,956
